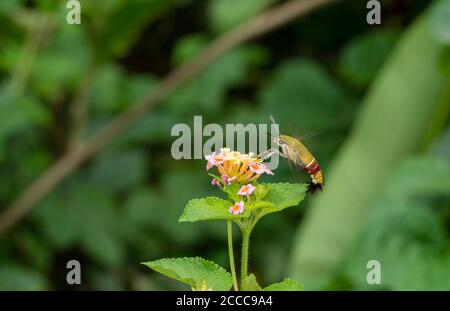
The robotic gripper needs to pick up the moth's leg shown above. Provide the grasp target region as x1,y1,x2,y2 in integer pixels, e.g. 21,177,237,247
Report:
259,148,287,160
258,148,275,160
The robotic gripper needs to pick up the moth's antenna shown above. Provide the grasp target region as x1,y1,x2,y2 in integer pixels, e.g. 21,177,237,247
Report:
269,115,277,125
269,115,280,136
299,127,322,141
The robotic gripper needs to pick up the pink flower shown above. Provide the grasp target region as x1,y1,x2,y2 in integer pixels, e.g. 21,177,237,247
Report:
249,162,274,175
204,148,275,183
205,153,225,170
211,179,220,186
238,184,256,196
229,201,244,215
221,174,234,186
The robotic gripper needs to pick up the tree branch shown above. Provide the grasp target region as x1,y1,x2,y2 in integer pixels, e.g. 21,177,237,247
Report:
0,0,337,235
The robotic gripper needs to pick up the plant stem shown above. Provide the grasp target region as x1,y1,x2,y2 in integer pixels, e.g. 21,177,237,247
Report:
227,221,238,291
240,229,251,285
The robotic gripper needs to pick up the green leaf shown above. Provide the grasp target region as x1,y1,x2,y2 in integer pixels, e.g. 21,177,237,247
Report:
81,0,122,19
383,156,450,198
31,25,90,100
264,278,304,291
241,274,262,291
0,0,23,16
208,0,276,33
253,184,269,200
159,167,226,244
339,30,398,88
258,58,352,170
0,264,48,291
249,200,275,211
257,183,307,216
89,150,147,192
32,180,125,268
91,68,156,114
221,183,242,202
97,0,177,60
142,257,233,291
90,64,124,113
172,34,209,65
342,194,449,290
122,111,176,145
0,95,50,160
167,48,247,116
123,188,160,227
179,197,249,222
260,59,349,132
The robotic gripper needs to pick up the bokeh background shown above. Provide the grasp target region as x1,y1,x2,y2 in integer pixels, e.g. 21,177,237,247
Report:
0,0,449,290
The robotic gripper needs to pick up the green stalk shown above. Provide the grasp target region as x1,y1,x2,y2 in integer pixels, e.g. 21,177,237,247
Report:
227,221,238,291
240,229,251,285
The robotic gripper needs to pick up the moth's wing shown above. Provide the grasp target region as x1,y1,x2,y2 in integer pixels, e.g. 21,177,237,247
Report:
296,127,322,142
285,154,297,175
285,148,305,177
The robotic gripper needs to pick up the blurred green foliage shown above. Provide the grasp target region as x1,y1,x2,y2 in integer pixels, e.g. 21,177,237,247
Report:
289,7,450,290
0,0,448,290
341,154,450,290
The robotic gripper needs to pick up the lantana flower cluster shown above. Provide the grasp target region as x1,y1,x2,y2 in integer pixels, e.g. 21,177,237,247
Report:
205,148,273,215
